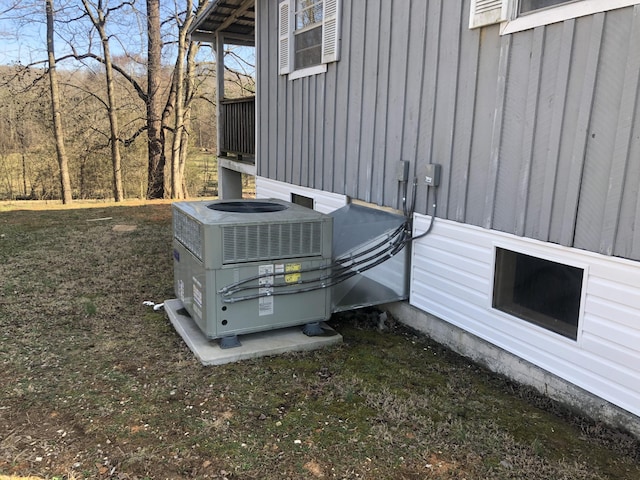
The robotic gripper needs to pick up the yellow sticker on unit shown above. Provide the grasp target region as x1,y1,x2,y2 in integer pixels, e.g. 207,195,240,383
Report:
285,263,301,283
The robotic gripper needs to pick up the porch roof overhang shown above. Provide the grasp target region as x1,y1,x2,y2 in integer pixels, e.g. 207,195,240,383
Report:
189,0,255,46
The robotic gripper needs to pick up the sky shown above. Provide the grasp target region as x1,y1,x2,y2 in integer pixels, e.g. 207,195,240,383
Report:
0,1,148,67
0,2,254,74
0,14,48,65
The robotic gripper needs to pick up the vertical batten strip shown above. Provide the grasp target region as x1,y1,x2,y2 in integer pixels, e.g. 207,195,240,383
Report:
539,20,574,241
601,6,640,255
483,35,511,229
559,13,605,247
515,26,544,236
450,4,480,223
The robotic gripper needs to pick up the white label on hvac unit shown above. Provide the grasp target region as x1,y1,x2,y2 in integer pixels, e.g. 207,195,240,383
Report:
275,263,285,279
193,277,203,308
258,264,274,316
177,279,184,302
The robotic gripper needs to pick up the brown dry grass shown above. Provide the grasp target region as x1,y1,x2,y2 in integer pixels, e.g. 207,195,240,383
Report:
0,201,639,479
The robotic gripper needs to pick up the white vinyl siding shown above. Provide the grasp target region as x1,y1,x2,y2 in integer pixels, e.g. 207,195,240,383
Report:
410,214,640,418
255,177,347,214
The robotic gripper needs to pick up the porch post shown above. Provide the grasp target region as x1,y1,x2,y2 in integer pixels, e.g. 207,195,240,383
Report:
215,31,243,199
216,32,225,157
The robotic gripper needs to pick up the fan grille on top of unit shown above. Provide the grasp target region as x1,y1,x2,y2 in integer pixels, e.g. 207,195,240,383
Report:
222,221,322,264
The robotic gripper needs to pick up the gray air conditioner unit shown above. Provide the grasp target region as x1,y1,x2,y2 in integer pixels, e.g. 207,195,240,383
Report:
172,199,333,344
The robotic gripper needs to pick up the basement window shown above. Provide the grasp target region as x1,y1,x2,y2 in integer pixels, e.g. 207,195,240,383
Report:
291,193,315,209
493,248,583,340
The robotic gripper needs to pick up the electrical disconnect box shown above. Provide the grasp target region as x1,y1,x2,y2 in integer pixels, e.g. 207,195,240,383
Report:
425,163,441,187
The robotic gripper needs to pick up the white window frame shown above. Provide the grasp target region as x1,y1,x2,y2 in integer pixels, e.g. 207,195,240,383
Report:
278,0,340,80
490,241,589,345
469,0,640,34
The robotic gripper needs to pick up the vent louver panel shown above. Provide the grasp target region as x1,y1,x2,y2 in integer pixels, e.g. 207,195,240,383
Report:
222,221,322,264
173,211,203,261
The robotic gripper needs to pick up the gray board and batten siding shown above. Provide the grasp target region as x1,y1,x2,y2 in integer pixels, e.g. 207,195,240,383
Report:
256,0,640,261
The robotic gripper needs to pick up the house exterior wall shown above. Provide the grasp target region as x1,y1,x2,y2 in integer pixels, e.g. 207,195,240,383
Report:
254,0,640,424
257,0,640,261
410,213,640,419
255,177,347,214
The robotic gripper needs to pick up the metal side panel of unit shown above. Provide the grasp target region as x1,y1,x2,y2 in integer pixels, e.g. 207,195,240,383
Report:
173,240,211,337
330,203,410,312
213,259,332,338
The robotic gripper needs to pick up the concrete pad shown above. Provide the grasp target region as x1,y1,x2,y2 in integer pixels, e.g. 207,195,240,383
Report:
164,298,342,366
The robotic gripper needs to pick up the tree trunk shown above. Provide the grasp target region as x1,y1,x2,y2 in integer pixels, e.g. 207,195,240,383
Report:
169,0,192,200
21,152,27,197
146,0,164,199
178,40,201,199
45,0,72,204
104,40,124,202
81,0,124,202
169,0,209,199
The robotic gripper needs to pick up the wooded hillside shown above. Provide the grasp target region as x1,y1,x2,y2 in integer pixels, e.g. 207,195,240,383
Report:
0,0,255,202
0,63,218,200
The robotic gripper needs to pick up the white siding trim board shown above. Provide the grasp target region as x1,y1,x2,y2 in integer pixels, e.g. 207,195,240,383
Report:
410,214,640,417
255,177,347,213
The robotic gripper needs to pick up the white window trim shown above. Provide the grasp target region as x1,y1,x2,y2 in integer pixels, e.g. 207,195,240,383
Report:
278,0,340,80
501,0,640,34
490,241,589,345
469,0,640,33
288,64,327,80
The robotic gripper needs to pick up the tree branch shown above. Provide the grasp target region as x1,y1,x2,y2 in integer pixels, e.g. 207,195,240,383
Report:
121,125,148,147
57,50,147,103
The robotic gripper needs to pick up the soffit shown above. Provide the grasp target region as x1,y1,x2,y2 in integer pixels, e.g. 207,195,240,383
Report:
189,0,255,45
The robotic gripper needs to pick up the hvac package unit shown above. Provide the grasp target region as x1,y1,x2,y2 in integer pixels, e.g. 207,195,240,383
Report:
172,199,333,343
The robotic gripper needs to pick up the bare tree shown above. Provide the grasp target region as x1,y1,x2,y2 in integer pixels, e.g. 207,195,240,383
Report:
1,0,224,201
46,0,73,204
146,0,164,199
79,0,129,202
169,0,209,199
0,1,23,18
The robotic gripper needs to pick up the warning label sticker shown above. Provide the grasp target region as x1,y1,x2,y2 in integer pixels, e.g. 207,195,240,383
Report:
285,263,302,284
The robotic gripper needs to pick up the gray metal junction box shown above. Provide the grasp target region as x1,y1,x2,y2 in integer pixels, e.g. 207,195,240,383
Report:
172,199,333,340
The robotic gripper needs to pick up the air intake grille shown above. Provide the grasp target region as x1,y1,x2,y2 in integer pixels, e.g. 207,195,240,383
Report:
173,211,202,261
222,221,323,264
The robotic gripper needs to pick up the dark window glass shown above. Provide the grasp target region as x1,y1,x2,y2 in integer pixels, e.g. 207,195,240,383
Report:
519,0,576,14
493,248,583,340
294,25,322,69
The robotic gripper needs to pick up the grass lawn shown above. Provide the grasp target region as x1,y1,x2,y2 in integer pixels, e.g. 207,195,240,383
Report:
0,201,638,480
